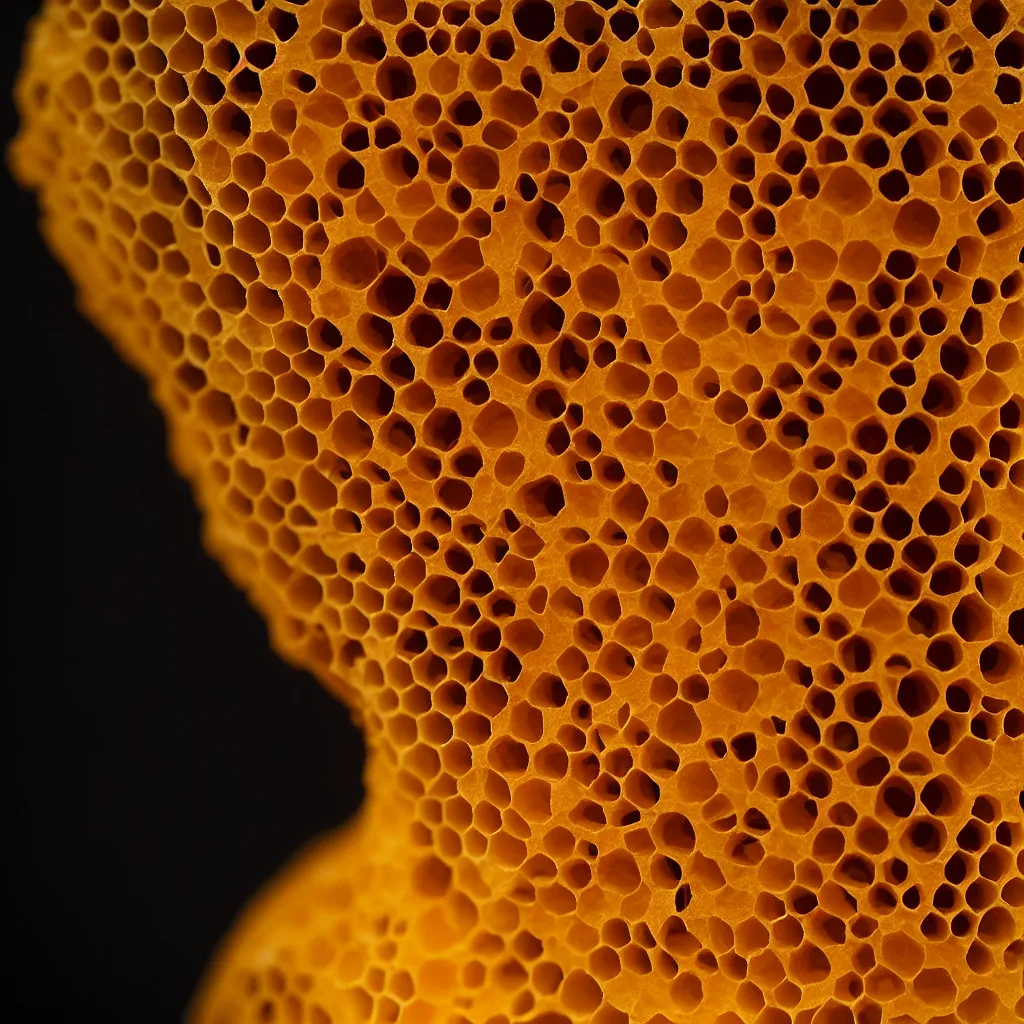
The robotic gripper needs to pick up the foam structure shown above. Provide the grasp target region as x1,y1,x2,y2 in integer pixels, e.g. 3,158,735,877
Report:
11,1,1024,1022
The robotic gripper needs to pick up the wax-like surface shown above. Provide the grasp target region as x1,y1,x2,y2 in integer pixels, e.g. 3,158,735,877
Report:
12,2,1024,1022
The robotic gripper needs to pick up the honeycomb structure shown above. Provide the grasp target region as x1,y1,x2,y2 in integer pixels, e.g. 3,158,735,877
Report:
11,0,1024,1021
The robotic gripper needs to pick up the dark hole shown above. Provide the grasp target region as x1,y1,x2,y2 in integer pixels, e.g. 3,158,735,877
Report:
731,733,757,761
407,312,444,349
675,884,692,912
399,26,427,56
901,134,932,176
712,37,743,73
898,36,930,73
856,756,889,787
355,28,388,62
793,111,823,143
903,538,936,573
246,41,276,69
972,0,1008,38
927,640,957,672
932,884,955,912
909,820,940,853
337,158,365,189
829,39,860,70
898,675,935,717
534,387,566,419
684,28,710,59
894,417,932,455
798,168,820,199
854,70,887,106
1009,608,1024,645
923,379,958,418
373,123,401,149
655,61,683,88
808,8,829,36
842,636,872,673
944,854,968,885
909,602,939,637
928,717,951,754
877,104,912,137
881,456,911,486
783,507,801,539
972,278,996,304
374,273,415,316
871,280,896,310
879,170,909,202
954,539,980,567
869,44,895,70
804,583,832,613
930,564,964,597
343,126,370,152
950,911,972,937
861,136,890,169
462,379,488,405
889,359,914,384
995,31,1024,68
977,204,1005,237
831,722,858,753
852,689,882,721
513,1,556,42
778,145,807,176
939,341,971,381
957,822,983,851
865,541,894,571
919,500,953,536
919,308,947,336
877,387,906,416
960,306,983,344
452,97,482,126
855,422,888,455
962,167,989,203
620,90,653,132
884,786,917,819
726,9,753,35
269,8,298,41
994,163,1024,204
609,10,639,41
385,350,415,383
424,279,453,310
895,75,924,102
938,464,965,494
1001,399,1022,429
548,37,580,73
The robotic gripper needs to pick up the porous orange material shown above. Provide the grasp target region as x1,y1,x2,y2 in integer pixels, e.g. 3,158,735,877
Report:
11,1,1024,1022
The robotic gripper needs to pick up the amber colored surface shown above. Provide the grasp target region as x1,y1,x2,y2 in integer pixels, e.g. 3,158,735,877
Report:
11,0,1024,1021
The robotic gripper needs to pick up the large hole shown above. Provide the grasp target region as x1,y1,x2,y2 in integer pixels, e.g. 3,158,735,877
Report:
897,674,938,717
513,1,555,41
520,477,565,520
805,66,844,108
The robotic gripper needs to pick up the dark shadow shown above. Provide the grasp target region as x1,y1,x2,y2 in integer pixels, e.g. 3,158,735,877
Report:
4,6,365,1021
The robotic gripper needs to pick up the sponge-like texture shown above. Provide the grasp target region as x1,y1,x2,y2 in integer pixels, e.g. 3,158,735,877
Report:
12,2,1024,1022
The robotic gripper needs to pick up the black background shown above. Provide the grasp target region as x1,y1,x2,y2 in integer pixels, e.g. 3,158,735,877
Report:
5,2,365,1020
